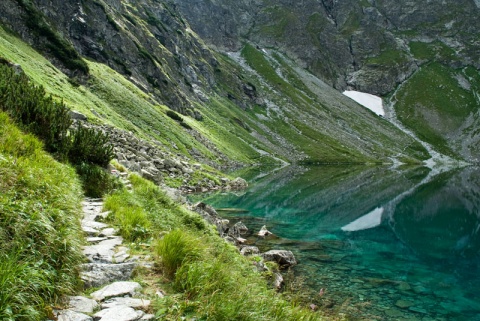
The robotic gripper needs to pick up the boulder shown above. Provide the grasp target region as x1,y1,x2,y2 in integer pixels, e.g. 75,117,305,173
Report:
258,225,272,237
70,110,88,121
261,250,297,268
273,272,284,289
240,246,260,256
229,177,248,190
228,221,248,238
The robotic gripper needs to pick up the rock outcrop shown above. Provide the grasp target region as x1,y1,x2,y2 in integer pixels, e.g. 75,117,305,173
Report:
172,0,480,94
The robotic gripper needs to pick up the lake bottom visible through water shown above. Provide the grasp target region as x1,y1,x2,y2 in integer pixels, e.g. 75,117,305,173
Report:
191,165,480,321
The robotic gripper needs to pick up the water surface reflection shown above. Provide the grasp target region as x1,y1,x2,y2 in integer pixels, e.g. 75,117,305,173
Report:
193,166,480,320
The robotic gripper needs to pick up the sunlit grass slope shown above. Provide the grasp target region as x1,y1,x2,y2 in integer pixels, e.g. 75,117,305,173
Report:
0,25,266,165
0,112,83,321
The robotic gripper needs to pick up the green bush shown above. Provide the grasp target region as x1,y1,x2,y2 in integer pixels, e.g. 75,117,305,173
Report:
75,162,122,198
68,125,115,167
166,110,184,122
0,64,114,169
0,65,72,155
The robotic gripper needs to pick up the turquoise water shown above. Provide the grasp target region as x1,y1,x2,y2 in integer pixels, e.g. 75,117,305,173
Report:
192,166,480,320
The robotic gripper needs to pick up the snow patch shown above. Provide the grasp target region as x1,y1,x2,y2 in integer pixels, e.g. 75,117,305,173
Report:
342,207,384,232
343,91,385,116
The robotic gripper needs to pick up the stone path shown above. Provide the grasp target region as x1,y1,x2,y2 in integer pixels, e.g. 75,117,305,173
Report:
54,198,155,321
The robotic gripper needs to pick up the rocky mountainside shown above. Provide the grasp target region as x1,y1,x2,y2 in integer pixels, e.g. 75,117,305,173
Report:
172,0,480,161
2,0,477,164
172,0,479,94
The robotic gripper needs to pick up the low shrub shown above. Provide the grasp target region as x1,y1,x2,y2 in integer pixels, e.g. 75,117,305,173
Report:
75,162,122,198
68,125,115,167
166,110,184,122
0,64,115,193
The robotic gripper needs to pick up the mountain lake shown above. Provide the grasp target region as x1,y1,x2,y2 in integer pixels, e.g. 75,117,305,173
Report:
190,165,480,321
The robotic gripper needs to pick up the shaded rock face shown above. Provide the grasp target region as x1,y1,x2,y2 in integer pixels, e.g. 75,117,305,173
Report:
171,0,480,94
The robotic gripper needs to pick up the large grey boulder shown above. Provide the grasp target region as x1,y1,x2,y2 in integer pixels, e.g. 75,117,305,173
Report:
262,250,297,268
91,282,142,301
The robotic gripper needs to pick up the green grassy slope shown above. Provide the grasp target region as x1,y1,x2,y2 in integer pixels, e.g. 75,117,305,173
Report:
238,44,429,163
0,25,266,166
0,24,430,165
0,112,84,320
392,55,480,160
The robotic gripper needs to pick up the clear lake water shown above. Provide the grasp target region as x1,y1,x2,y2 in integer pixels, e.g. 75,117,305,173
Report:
191,165,480,321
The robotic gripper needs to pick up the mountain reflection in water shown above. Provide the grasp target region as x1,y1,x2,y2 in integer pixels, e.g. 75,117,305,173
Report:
192,165,480,320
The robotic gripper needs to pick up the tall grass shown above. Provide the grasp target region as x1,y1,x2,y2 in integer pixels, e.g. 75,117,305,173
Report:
105,173,320,320
0,112,84,320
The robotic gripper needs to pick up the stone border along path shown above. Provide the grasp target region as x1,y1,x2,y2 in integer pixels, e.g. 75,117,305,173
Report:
53,193,156,321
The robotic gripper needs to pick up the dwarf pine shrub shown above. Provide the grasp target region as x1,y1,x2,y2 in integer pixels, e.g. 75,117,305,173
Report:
0,64,114,183
68,125,115,167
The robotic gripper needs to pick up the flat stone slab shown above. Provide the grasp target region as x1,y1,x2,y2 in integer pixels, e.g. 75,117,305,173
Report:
91,281,141,301
82,220,109,230
56,310,93,321
140,314,155,320
93,305,144,321
99,228,116,237
83,237,123,263
68,296,99,314
87,237,109,244
101,297,151,309
81,262,136,288
83,226,100,236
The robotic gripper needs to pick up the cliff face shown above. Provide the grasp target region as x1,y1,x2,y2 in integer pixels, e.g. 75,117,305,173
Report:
171,0,480,95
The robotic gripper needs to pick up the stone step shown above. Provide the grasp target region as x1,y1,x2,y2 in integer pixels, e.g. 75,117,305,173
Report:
81,262,136,288
91,281,142,301
93,305,144,321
